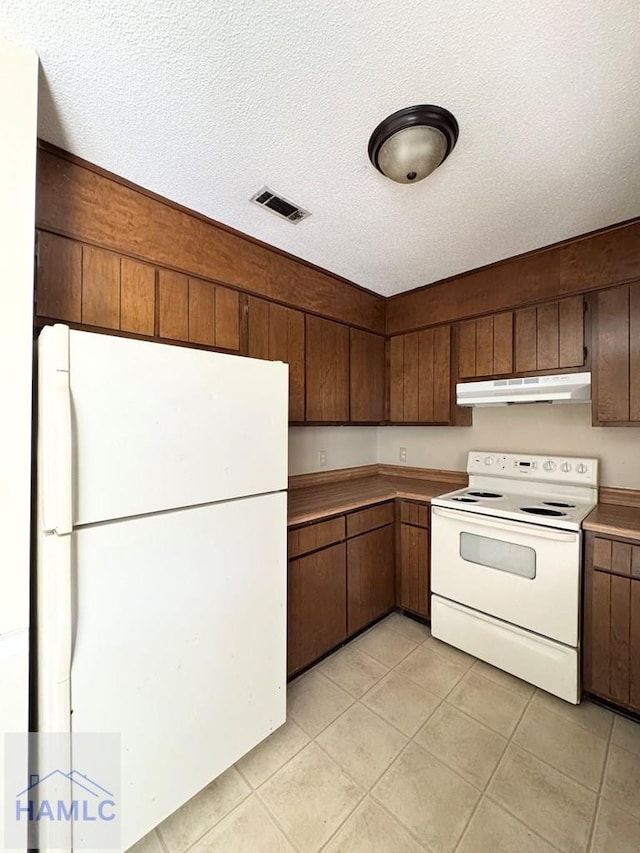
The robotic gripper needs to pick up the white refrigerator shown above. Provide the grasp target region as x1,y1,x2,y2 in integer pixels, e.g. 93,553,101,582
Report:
36,324,288,852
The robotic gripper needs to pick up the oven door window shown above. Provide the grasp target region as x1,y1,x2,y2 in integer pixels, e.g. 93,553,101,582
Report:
459,532,536,579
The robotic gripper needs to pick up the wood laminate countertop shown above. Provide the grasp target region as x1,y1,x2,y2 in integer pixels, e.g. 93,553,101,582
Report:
583,504,640,541
288,474,456,526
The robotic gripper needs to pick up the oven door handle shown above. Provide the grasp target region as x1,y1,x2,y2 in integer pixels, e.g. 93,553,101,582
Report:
431,507,578,542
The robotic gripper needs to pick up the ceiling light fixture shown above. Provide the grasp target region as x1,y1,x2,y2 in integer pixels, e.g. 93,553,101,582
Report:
368,104,459,184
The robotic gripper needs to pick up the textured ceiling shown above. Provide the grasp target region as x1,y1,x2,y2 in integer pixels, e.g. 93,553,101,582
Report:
3,1,640,296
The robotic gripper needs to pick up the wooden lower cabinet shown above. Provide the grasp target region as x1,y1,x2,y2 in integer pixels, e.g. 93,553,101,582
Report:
347,524,395,634
583,532,640,710
287,542,347,676
398,502,430,618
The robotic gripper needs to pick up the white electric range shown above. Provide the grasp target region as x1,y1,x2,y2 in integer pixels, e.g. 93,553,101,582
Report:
430,451,598,704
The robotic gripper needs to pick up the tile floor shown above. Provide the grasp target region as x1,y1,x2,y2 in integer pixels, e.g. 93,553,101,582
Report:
129,613,640,853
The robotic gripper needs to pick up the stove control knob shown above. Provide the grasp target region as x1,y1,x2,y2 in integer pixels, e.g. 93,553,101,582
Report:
543,460,557,472
484,456,493,466
561,462,572,472
576,463,588,474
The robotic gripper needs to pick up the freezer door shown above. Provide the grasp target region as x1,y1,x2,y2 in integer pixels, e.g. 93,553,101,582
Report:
39,325,288,526
67,492,286,851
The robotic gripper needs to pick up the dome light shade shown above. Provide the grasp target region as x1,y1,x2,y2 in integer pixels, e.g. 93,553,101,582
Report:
368,105,459,184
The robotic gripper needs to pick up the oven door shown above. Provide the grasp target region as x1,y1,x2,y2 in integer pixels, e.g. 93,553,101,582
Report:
431,506,580,646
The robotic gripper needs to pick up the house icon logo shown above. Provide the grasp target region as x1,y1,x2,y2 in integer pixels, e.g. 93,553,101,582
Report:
15,769,116,823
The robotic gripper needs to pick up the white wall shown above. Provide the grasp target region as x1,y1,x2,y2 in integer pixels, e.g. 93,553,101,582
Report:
376,404,640,489
289,404,640,488
288,426,378,475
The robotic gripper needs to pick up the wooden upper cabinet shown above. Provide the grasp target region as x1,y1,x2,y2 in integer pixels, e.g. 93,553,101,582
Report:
82,245,121,329
457,312,513,379
515,295,585,373
120,258,155,336
593,283,640,425
247,296,305,421
305,315,349,422
158,270,189,341
158,272,240,351
349,328,385,422
36,231,82,322
390,326,452,423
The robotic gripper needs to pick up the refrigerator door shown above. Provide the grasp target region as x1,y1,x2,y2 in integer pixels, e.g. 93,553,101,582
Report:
67,491,286,851
39,325,288,527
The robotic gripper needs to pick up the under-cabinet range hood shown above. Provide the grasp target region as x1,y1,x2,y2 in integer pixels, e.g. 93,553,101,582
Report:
456,372,591,407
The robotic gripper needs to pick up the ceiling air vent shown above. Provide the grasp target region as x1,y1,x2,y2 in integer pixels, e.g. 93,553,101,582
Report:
250,186,311,223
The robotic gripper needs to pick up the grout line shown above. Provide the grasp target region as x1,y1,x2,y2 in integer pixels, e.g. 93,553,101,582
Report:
254,788,307,853
452,683,538,852
585,710,615,852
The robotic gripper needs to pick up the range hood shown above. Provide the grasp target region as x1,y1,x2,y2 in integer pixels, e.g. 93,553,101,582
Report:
457,372,591,407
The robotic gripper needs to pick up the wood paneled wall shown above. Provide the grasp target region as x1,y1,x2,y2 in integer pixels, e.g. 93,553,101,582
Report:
36,143,385,334
387,219,640,335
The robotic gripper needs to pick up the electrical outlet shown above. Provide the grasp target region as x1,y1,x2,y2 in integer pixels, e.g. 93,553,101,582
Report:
319,450,327,467
399,447,408,462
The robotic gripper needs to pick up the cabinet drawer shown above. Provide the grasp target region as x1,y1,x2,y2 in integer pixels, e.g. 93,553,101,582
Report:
400,501,430,528
346,502,394,538
288,516,345,558
593,537,640,577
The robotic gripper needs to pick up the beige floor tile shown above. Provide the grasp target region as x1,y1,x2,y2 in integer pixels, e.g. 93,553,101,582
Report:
513,701,608,791
395,643,471,698
362,670,441,736
287,670,354,737
602,744,640,819
415,702,507,789
235,718,310,788
591,798,640,853
259,742,364,853
382,612,431,643
191,795,295,853
447,670,528,737
457,797,557,853
372,742,479,853
612,713,640,757
471,659,536,700
322,797,425,853
351,622,417,667
421,636,476,667
317,703,408,788
157,766,250,853
487,744,597,852
529,690,613,739
125,829,164,853
320,646,388,698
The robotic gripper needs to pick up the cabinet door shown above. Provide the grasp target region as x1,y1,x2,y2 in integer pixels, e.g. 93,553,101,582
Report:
347,525,395,634
398,523,429,618
248,297,305,421
583,534,640,710
515,295,584,373
305,315,349,421
36,231,82,322
457,313,513,379
120,258,155,336
593,283,640,424
389,327,451,423
288,543,347,675
349,328,385,422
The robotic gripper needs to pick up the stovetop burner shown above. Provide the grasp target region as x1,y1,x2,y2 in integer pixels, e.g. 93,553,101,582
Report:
543,501,576,508
520,506,567,517
452,496,478,503
467,490,503,499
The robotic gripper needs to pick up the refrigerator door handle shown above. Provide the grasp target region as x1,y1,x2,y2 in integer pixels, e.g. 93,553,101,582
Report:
40,324,73,535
